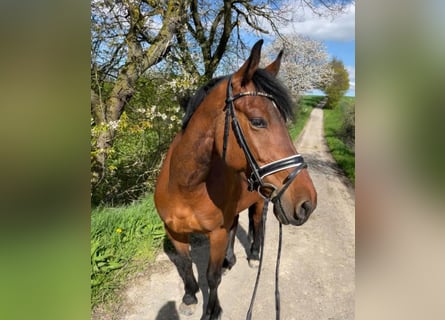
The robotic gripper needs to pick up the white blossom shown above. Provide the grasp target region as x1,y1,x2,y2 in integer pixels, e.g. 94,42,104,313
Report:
264,35,334,97
108,120,119,130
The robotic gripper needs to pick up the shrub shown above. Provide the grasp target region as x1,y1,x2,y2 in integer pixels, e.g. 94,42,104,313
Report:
339,98,355,149
322,58,349,109
91,73,196,206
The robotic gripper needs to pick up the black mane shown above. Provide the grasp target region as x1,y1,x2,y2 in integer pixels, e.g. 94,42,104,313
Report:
181,76,225,130
251,68,294,122
181,69,294,130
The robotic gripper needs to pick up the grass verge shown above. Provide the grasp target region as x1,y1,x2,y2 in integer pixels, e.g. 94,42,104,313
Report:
91,195,164,308
289,95,325,140
323,97,355,184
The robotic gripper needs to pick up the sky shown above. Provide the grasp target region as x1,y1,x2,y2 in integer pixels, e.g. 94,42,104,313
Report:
280,2,355,96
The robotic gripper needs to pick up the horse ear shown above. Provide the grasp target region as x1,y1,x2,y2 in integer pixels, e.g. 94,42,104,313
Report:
234,39,263,87
264,49,283,77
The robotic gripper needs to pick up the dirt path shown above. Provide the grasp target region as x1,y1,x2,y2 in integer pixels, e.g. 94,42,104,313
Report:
120,107,355,320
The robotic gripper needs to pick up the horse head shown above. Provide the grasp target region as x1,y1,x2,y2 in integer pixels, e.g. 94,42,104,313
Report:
216,40,317,226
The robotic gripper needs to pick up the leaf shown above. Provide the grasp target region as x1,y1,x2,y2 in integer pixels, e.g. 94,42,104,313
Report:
102,262,123,272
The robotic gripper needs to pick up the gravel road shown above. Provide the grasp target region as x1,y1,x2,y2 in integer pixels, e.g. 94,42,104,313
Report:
120,107,355,320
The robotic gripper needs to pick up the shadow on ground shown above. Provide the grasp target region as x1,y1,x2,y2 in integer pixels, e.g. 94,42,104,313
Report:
156,301,180,320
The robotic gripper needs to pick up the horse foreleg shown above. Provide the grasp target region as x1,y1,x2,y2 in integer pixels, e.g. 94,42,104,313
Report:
165,227,199,316
222,214,239,272
202,227,228,320
248,202,263,268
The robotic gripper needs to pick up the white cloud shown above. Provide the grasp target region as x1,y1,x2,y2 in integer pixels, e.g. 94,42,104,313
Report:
283,3,355,42
345,65,355,96
346,65,355,90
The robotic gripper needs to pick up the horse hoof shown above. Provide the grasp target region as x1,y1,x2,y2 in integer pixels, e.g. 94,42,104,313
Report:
222,257,236,271
248,259,260,269
179,302,197,316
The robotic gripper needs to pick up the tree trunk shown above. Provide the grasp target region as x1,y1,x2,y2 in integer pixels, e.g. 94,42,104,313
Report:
91,0,186,178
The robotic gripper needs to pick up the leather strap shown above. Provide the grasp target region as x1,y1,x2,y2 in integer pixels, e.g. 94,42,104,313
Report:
223,75,307,197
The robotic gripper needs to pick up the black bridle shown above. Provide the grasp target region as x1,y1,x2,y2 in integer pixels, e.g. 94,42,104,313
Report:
223,76,307,219
222,75,308,319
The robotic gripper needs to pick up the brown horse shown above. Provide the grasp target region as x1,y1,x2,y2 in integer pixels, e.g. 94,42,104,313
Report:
154,40,317,320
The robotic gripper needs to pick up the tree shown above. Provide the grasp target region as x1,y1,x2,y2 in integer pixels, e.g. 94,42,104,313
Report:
171,0,351,83
322,58,349,108
171,0,292,82
91,0,188,179
264,34,333,99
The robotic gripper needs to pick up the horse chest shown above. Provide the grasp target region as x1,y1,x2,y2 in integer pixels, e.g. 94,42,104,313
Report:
164,203,224,234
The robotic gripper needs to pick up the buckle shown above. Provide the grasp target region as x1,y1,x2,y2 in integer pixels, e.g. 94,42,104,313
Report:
247,177,255,192
258,183,278,200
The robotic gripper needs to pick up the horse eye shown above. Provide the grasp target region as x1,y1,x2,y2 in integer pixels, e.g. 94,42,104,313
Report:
249,118,267,128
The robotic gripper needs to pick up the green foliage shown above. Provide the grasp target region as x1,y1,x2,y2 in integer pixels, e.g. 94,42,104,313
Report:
339,97,355,146
322,58,349,109
91,196,164,307
288,95,325,140
324,97,355,183
91,73,192,206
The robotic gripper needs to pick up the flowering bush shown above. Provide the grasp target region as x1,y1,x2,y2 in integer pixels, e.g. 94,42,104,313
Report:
91,73,197,205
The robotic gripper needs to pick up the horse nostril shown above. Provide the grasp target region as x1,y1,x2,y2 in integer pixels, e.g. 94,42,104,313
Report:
295,201,313,220
302,201,313,214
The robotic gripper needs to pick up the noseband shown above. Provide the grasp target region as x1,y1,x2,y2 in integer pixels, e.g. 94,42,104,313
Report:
222,76,307,211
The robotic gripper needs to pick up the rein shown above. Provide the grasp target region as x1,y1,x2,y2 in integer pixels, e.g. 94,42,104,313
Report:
222,76,307,319
245,198,283,320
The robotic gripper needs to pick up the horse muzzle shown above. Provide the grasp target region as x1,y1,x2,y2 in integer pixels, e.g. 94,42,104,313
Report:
272,197,314,226
249,154,313,226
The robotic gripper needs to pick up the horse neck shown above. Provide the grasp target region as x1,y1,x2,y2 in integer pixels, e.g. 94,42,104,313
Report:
171,105,220,191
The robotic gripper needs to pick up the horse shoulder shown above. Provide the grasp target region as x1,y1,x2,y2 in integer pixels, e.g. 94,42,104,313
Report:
161,199,223,234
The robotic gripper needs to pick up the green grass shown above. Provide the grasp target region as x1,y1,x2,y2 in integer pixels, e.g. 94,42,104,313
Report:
323,97,355,184
91,195,164,307
288,95,325,140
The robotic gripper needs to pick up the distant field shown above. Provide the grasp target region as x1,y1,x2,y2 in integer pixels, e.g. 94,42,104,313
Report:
289,95,325,140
